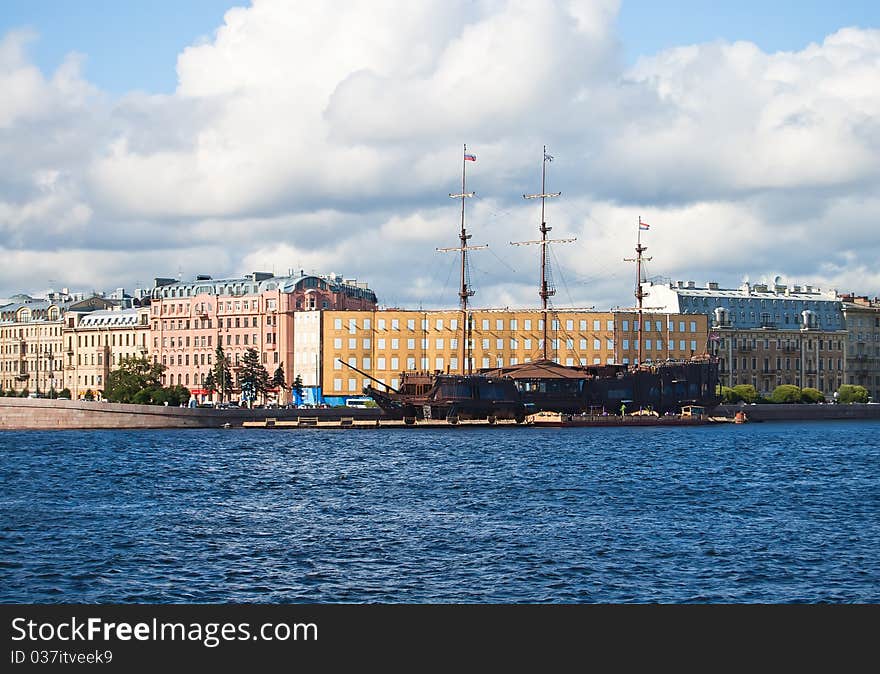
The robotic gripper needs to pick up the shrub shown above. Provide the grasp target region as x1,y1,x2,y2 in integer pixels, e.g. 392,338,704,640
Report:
836,384,869,404
732,384,758,403
83,389,95,401
769,385,802,403
58,387,72,400
800,387,825,404
719,386,740,404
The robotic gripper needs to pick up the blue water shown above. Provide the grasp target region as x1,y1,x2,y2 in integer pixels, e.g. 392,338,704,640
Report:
1,422,878,603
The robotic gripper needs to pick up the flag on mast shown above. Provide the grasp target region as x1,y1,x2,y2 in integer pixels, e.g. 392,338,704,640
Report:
639,220,650,230
464,152,476,162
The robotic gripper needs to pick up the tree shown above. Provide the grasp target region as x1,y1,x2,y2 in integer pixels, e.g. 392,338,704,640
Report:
800,387,825,404
837,384,869,404
19,387,29,398
292,373,304,400
103,356,165,404
48,387,58,399
212,345,233,402
59,387,71,400
719,386,740,404
272,364,286,388
152,385,191,406
204,369,217,399
732,384,758,403
769,385,801,404
83,389,95,401
237,347,270,406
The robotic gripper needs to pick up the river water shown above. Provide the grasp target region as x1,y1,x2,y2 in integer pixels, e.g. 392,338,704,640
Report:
1,421,877,603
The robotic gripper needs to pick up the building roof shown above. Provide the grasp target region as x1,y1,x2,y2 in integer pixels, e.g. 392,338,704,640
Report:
0,299,68,323
652,282,839,302
77,308,145,328
151,271,377,302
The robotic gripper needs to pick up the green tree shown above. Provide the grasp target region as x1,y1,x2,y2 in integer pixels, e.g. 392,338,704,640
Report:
292,373,304,400
732,384,758,403
769,384,801,403
837,384,869,404
83,389,95,401
212,345,233,402
152,385,191,406
237,347,270,405
204,369,216,399
59,387,71,400
719,386,740,404
48,387,58,399
19,387,29,398
103,356,165,403
272,364,286,388
800,387,825,404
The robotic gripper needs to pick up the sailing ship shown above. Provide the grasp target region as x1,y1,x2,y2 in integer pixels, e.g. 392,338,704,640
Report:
486,168,720,413
354,145,529,423
357,145,719,422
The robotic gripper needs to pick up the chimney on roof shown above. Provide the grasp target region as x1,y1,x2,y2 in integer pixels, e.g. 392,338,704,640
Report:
687,280,695,288
707,281,719,290
805,285,813,293
676,281,684,288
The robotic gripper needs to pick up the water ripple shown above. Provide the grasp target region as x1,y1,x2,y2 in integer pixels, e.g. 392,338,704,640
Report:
1,421,878,603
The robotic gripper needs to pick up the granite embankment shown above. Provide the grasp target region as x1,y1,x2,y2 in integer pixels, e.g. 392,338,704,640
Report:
0,397,380,430
2,398,880,430
714,403,880,421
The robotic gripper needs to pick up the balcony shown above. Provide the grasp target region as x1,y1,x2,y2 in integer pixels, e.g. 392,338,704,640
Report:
737,345,753,352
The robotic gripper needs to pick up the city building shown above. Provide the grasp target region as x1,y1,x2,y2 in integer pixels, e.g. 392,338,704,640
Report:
318,308,708,403
840,294,880,401
0,294,115,395
62,307,151,399
148,271,377,401
643,280,847,396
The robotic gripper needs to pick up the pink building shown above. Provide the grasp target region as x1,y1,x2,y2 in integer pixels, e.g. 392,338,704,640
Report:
149,271,376,401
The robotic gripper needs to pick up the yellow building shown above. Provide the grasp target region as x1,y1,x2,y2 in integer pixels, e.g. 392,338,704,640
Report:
63,307,151,399
319,308,709,399
0,298,66,395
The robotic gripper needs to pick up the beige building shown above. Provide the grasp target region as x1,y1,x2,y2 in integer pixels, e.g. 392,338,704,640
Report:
319,308,709,400
0,296,66,395
63,307,151,399
841,295,880,401
644,280,847,396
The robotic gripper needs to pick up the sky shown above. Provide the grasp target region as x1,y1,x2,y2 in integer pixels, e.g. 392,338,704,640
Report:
0,0,878,311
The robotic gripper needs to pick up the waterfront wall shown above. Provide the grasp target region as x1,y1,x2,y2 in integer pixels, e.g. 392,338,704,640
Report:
3,398,880,430
0,398,379,430
714,403,880,421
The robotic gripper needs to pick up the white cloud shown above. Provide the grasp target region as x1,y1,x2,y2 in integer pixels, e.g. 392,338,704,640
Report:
0,2,878,308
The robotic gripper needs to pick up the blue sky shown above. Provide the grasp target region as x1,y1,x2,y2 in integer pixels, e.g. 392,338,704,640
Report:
1,0,877,94
1,1,879,305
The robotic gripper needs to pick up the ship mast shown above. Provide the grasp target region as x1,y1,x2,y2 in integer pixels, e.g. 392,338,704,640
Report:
437,144,487,374
511,146,575,360
624,217,652,366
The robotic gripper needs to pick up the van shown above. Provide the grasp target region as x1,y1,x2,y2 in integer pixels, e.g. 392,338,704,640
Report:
345,397,372,409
